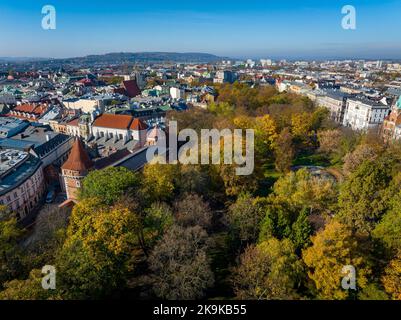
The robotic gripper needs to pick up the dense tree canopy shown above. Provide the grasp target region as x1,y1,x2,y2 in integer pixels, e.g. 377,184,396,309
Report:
2,83,401,300
55,199,140,299
148,225,214,300
79,167,139,205
302,220,371,300
232,238,304,300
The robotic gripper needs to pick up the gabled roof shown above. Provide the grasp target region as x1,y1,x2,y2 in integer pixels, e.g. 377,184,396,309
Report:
61,138,93,172
130,118,148,130
13,104,47,115
14,104,36,113
92,114,133,130
123,79,141,98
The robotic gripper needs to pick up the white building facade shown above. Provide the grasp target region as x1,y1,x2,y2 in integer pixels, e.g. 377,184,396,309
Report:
343,98,390,131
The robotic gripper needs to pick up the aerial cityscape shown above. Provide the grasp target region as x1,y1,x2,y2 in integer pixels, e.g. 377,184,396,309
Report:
0,0,401,310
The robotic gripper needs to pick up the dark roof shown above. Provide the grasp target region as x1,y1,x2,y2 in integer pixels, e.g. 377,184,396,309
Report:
34,134,71,158
94,148,132,170
0,154,42,196
123,80,141,98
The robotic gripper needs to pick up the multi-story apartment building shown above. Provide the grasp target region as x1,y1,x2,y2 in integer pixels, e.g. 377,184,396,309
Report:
343,97,390,131
213,70,237,84
316,91,350,124
6,125,73,168
0,148,45,219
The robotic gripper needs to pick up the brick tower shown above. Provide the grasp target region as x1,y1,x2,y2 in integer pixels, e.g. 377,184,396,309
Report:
61,138,93,201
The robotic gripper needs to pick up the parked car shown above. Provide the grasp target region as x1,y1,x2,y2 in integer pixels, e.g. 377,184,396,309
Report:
45,190,56,204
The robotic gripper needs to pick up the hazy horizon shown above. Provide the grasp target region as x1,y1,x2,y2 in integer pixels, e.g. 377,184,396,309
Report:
1,0,401,59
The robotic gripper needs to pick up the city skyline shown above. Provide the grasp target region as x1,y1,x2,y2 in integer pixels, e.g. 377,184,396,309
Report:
1,0,401,59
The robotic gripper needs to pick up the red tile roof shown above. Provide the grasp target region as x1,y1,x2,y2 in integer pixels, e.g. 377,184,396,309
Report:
14,103,48,114
92,114,133,130
66,118,79,127
62,138,93,172
14,104,37,113
92,113,148,131
130,118,148,130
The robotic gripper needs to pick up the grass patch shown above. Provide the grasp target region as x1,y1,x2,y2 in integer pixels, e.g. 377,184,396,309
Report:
293,152,330,167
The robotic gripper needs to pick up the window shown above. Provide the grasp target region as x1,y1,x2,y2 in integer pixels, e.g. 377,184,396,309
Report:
76,180,81,187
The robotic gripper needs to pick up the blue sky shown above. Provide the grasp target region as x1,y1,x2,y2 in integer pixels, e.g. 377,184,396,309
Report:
1,0,401,59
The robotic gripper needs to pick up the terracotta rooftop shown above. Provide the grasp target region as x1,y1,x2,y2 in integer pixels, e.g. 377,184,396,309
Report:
92,114,148,131
13,104,48,115
66,118,79,127
92,114,133,130
130,118,148,130
62,138,93,172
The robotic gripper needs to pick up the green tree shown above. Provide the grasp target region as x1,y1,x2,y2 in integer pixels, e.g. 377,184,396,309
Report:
0,269,57,300
372,202,401,253
141,162,179,203
269,168,337,216
177,165,210,197
290,207,312,251
208,101,235,117
358,283,389,300
226,194,265,244
55,199,140,299
79,167,139,205
232,238,304,300
144,202,174,245
0,207,23,287
258,204,294,241
338,159,393,234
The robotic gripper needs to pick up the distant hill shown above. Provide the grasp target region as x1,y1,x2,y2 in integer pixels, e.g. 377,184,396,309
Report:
0,57,49,62
59,52,226,64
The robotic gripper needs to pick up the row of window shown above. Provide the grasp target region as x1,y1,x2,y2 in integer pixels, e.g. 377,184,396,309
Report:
0,170,43,207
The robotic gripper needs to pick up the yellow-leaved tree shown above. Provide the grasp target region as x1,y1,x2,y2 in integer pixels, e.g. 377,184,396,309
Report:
302,220,371,300
55,198,141,299
381,252,401,300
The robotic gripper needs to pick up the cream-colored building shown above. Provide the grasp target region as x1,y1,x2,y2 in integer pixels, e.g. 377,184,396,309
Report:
63,97,105,113
0,149,45,219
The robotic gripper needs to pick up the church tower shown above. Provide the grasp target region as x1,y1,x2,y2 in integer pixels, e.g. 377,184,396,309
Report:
61,138,93,201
